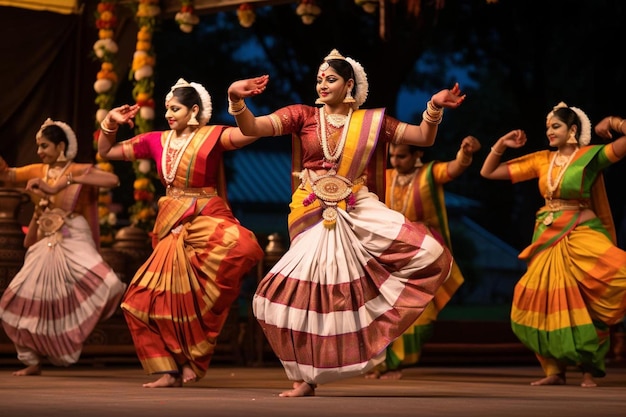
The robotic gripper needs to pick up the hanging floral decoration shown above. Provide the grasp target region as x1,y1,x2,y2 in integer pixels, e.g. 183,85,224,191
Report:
175,0,200,33
355,0,378,14
296,0,321,25
93,0,120,246
127,0,160,232
237,3,256,28
94,131,118,247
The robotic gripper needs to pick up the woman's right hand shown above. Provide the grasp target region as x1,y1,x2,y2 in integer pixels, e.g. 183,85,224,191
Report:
228,75,269,101
499,129,527,149
105,104,140,128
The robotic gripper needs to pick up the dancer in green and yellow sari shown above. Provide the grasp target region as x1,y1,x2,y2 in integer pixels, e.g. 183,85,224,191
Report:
367,135,480,379
481,102,626,387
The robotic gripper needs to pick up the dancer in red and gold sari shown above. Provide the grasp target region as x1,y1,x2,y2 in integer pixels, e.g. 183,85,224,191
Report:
481,102,626,387
98,79,264,388
0,119,126,376
228,49,465,397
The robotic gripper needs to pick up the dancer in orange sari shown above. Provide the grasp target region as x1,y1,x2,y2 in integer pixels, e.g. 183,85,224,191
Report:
0,119,126,376
228,49,465,396
481,102,626,387
98,79,264,388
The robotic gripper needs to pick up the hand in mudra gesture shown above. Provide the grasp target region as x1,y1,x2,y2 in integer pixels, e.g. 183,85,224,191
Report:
431,82,466,109
228,75,270,101
106,104,140,128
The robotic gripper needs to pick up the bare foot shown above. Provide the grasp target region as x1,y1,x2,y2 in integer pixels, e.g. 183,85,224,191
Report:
581,372,597,388
530,374,566,386
364,370,381,379
379,370,403,380
12,364,41,376
279,381,316,397
182,364,197,383
142,373,182,388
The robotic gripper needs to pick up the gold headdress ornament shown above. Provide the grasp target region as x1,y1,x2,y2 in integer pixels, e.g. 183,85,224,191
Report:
165,78,213,125
37,118,77,160
319,49,369,110
546,101,591,146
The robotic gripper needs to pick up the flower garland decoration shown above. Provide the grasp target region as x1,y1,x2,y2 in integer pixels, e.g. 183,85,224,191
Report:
296,0,321,25
93,0,120,246
128,0,160,232
175,0,200,33
237,3,256,28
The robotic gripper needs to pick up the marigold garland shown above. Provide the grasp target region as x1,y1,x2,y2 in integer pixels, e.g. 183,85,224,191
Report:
176,0,200,33
127,0,160,233
93,0,120,246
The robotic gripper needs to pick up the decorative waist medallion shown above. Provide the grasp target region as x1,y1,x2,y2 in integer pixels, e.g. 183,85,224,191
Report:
311,174,353,203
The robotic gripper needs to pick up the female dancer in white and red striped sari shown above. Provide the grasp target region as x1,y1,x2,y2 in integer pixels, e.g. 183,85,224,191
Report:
228,49,465,397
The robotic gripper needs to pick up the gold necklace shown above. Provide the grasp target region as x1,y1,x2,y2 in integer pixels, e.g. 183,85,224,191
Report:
319,107,352,166
390,169,418,215
543,149,577,225
162,130,196,185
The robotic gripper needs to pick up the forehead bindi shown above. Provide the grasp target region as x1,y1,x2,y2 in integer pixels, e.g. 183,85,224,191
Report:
317,67,339,79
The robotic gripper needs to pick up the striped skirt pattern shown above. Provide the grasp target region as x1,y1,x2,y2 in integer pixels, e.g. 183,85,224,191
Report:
0,215,126,367
511,220,626,376
253,189,452,385
122,209,263,379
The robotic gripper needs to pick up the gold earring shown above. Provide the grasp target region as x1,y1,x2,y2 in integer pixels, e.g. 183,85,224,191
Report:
315,98,324,105
188,113,199,126
567,132,578,144
343,89,356,104
57,151,67,162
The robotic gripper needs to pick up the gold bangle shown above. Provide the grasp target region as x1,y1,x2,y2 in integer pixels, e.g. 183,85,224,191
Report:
490,146,504,156
228,99,247,116
100,119,119,135
66,172,73,186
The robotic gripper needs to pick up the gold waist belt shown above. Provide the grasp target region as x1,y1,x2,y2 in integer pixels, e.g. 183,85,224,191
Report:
166,186,217,198
543,198,589,212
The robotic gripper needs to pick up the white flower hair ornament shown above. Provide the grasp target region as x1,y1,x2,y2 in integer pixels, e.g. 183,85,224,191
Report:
570,106,591,146
166,78,213,125
547,102,591,146
37,118,77,160
345,56,369,109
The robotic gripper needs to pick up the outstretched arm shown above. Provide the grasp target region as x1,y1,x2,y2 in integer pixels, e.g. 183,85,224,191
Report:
227,75,274,137
401,83,466,147
25,167,119,196
480,129,527,180
97,104,140,160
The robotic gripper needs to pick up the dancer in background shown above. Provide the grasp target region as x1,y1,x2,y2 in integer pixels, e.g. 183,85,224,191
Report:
366,135,480,379
228,49,465,396
0,118,126,376
480,102,626,387
98,78,264,388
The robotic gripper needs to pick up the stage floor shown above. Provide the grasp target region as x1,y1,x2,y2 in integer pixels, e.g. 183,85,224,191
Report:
0,363,625,417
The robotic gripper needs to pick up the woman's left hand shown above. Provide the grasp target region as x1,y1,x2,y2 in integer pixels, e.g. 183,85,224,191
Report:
432,82,466,109
594,116,614,140
25,178,54,196
228,75,269,101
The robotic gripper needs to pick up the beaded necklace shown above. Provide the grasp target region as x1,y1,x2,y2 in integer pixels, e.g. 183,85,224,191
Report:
162,130,196,186
546,149,577,198
543,148,577,226
389,169,418,215
319,107,353,167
